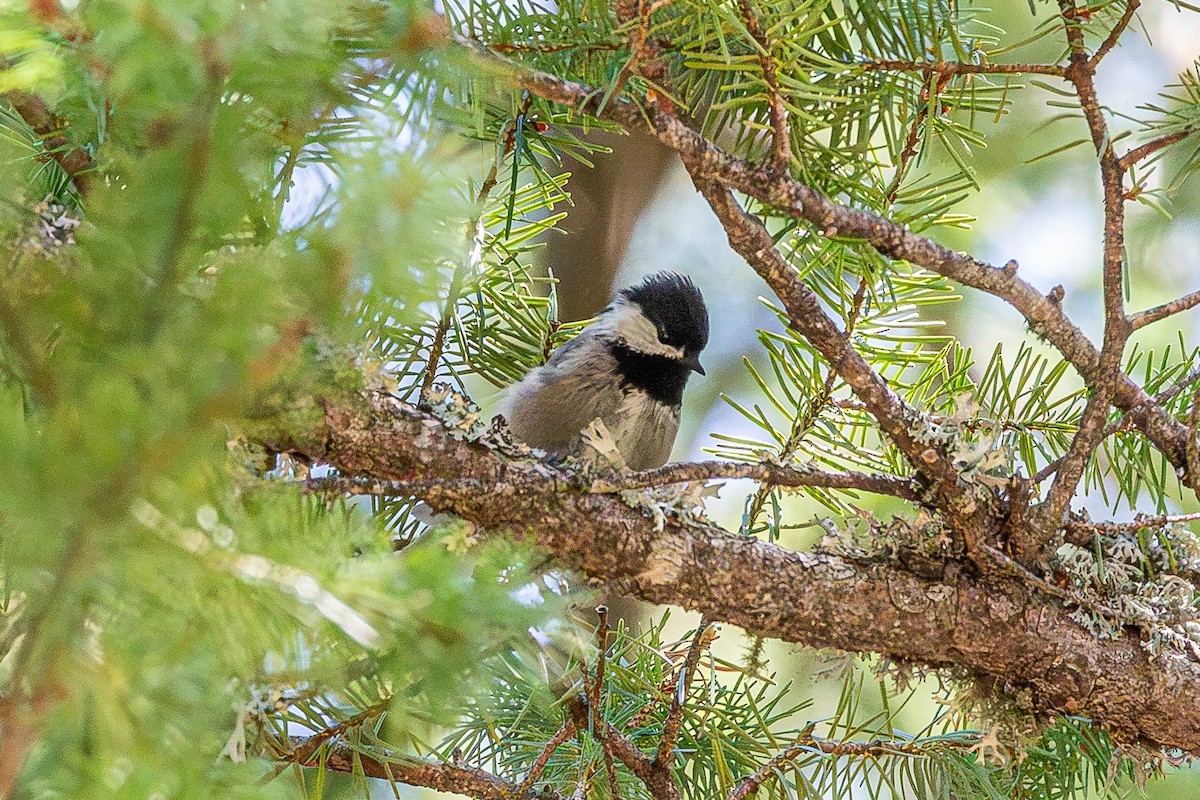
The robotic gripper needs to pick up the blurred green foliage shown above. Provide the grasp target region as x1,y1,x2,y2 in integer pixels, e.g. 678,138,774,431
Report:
0,1,568,797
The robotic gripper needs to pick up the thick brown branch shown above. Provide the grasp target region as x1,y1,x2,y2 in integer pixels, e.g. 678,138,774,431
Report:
452,35,1191,478
249,387,1200,753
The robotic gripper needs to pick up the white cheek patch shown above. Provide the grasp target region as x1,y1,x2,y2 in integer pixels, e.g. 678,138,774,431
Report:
599,300,685,359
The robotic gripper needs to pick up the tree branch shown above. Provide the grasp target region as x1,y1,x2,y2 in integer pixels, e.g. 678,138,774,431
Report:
1118,128,1196,170
734,0,790,174
1090,0,1141,67
688,178,988,544
306,462,921,502
1130,288,1200,330
451,33,1193,481
725,727,981,800
248,384,1200,753
654,619,713,768
862,59,1067,78
281,736,562,800
0,89,93,196
1035,0,1134,533
515,721,578,798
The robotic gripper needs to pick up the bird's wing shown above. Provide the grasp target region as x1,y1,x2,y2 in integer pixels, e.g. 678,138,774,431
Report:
503,335,623,453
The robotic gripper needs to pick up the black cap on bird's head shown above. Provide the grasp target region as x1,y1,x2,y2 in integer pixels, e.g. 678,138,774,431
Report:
620,272,709,374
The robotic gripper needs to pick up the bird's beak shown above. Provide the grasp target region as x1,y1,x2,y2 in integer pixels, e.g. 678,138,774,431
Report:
687,356,706,376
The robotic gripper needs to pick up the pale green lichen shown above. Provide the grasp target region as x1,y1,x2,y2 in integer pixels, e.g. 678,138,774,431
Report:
1052,523,1200,653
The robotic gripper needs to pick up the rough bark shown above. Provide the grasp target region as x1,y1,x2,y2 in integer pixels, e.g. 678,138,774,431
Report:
250,383,1200,754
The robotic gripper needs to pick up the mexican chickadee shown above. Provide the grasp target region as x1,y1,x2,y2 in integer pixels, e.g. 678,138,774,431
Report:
503,271,709,470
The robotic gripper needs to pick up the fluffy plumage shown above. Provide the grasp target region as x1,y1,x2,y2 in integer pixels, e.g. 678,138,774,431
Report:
502,272,709,470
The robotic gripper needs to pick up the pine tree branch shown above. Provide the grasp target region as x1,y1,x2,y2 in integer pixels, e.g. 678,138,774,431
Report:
1118,128,1196,170
861,59,1067,77
734,0,790,174
1130,288,1200,330
561,691,665,794
305,462,920,501
688,178,986,543
450,33,1192,483
249,384,1200,754
1036,0,1134,535
1067,510,1200,534
0,89,93,196
1090,0,1141,67
653,619,713,768
592,605,611,730
281,735,563,800
725,728,981,800
514,721,577,798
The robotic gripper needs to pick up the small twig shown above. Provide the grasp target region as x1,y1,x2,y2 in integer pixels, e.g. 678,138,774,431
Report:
735,0,789,174
744,278,870,535
561,692,656,784
489,41,623,54
726,728,981,800
626,462,920,499
419,264,468,402
726,732,815,800
280,736,562,800
1042,385,1115,524
885,98,930,204
1032,366,1200,486
515,721,578,798
0,88,94,196
654,619,714,768
421,93,534,402
1188,386,1200,496
883,67,962,203
1067,510,1200,534
1130,288,1200,330
1090,0,1141,67
861,59,1066,77
1119,129,1195,171
592,606,610,731
283,701,390,765
602,743,622,800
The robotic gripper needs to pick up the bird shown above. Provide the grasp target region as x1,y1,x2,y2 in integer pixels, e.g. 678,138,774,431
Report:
502,271,709,470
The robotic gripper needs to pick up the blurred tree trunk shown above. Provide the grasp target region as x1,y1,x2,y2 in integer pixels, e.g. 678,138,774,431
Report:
544,132,674,320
